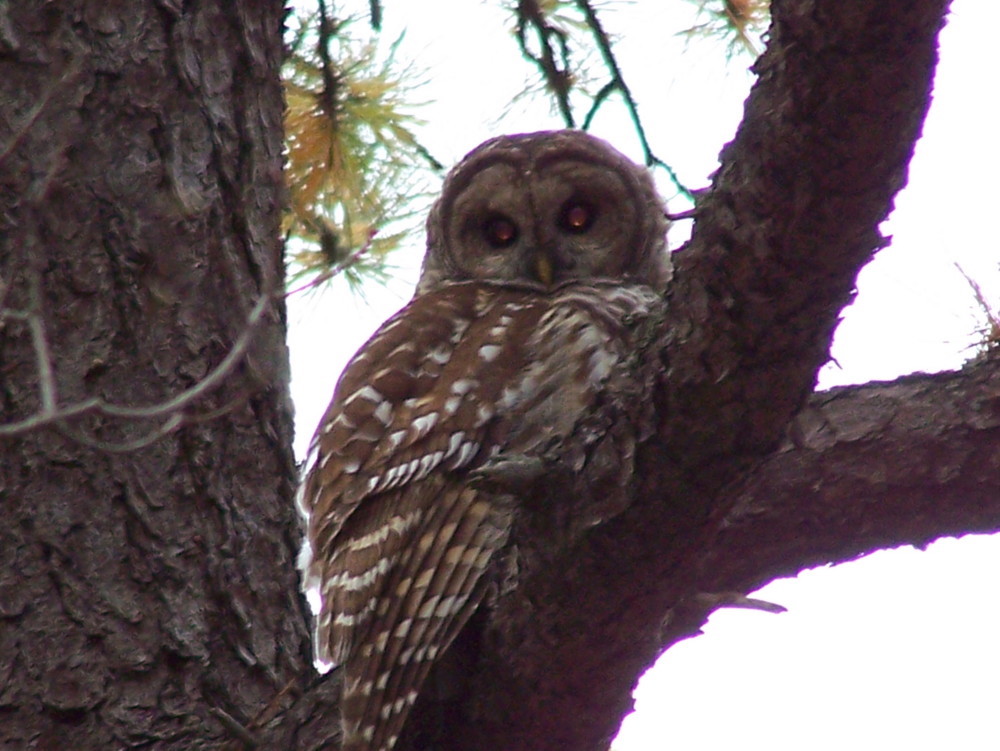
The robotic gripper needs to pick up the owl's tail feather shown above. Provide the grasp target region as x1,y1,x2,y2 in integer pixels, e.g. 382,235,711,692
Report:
340,481,509,751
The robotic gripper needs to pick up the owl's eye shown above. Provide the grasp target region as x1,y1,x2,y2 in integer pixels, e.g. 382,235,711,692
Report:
482,215,519,249
559,201,595,233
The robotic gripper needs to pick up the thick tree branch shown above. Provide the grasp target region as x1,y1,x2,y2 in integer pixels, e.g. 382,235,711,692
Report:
669,0,948,465
656,355,1000,650
406,2,957,750
721,357,1000,585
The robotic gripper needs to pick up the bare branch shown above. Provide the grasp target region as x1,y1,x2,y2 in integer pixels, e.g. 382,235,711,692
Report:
285,232,375,297
209,705,259,748
0,228,374,447
367,0,382,31
956,263,1000,353
27,266,58,414
653,357,1000,653
721,360,1000,582
0,54,81,168
514,0,576,128
55,414,186,453
0,286,272,438
574,0,692,199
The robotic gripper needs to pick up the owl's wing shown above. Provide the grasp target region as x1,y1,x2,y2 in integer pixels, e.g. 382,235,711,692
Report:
301,285,483,654
337,480,509,751
299,283,555,749
299,280,660,751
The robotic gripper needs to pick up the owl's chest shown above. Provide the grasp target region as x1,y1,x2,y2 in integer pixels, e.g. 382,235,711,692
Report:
316,281,660,503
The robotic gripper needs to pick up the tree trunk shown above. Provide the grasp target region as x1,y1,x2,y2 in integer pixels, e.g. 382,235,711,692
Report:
2,1,994,750
0,1,336,748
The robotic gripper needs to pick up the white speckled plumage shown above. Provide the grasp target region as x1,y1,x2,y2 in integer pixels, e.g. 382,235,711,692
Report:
297,130,669,751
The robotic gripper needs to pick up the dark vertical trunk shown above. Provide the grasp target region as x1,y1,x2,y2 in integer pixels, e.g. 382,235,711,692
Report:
0,2,320,747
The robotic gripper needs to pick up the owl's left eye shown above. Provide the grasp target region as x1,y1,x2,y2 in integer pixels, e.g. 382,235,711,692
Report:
559,201,595,233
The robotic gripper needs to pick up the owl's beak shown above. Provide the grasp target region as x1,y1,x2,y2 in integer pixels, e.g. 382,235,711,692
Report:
534,254,554,286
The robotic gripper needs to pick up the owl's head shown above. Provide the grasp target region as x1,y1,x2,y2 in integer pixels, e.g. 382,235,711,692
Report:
418,130,670,295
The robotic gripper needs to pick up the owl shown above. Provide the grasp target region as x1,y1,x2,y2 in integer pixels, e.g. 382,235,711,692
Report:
297,130,669,751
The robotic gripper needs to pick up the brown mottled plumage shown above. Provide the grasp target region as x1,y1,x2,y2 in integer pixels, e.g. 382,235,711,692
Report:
297,130,669,750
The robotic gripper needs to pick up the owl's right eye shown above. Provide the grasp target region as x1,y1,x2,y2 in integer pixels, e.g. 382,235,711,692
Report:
482,215,519,249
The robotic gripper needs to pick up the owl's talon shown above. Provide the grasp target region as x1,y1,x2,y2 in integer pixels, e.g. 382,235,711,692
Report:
468,453,548,491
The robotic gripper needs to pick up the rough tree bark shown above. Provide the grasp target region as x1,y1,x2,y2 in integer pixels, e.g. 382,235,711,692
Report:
1,1,993,750
0,2,336,748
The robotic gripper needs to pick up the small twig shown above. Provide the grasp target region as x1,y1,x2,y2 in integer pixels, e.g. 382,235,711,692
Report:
580,80,616,131
0,54,82,168
0,281,272,438
515,0,576,128
185,388,256,424
413,139,445,172
367,0,382,31
56,414,186,453
955,262,1000,351
315,0,342,123
247,677,299,732
0,397,96,436
1,229,375,446
216,678,300,751
666,207,699,222
1,220,374,447
693,590,787,614
285,230,376,297
574,0,693,200
107,290,272,420
209,706,259,748
27,267,57,413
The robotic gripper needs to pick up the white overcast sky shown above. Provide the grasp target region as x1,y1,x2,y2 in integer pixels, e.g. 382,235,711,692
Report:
286,2,1000,748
